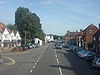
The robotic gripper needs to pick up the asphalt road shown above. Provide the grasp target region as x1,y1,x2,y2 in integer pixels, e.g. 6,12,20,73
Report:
30,43,100,75
0,44,48,75
0,43,100,75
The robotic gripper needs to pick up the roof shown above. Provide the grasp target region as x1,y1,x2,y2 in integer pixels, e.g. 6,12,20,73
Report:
46,34,53,36
93,29,100,36
0,22,18,36
12,30,17,36
84,24,98,32
65,32,79,36
0,22,5,29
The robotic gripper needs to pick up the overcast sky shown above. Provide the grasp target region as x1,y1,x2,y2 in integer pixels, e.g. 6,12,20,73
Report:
0,0,100,35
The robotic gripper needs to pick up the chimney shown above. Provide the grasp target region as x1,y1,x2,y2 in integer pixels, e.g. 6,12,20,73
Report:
67,30,70,33
80,29,83,35
80,29,82,33
99,23,100,29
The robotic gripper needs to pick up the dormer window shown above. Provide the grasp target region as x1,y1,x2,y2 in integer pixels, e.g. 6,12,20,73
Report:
89,30,92,33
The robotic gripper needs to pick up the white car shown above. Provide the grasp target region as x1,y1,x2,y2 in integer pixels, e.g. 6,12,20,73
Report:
92,58,100,68
77,50,89,58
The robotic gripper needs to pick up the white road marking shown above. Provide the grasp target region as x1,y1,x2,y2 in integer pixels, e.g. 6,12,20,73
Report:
59,67,63,75
30,44,49,73
33,65,35,69
35,63,37,65
37,60,38,63
30,69,33,73
55,53,57,58
37,44,49,62
56,58,59,64
54,49,63,75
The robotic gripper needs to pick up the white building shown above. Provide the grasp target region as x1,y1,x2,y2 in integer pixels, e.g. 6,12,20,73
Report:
45,34,54,43
0,27,21,47
34,38,42,46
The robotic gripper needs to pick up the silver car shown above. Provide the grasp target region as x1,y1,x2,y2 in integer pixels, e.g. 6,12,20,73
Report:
77,50,89,58
92,58,100,68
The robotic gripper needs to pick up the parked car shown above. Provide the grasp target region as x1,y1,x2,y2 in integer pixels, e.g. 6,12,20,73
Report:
77,50,97,59
28,43,33,49
22,44,29,50
31,43,36,48
68,46,77,51
84,52,97,62
34,43,40,47
77,50,89,58
92,58,100,68
74,47,84,53
55,43,63,49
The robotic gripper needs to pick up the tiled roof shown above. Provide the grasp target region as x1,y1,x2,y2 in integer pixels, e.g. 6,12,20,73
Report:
0,22,5,29
84,24,98,31
65,32,79,36
13,30,17,36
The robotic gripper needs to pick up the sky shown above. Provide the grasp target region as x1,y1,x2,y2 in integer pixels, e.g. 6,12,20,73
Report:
0,0,100,35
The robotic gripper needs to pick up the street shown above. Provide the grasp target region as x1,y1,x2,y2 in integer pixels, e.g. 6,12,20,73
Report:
0,43,100,75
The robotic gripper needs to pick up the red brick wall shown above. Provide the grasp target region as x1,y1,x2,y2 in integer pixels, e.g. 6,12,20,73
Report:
84,25,98,49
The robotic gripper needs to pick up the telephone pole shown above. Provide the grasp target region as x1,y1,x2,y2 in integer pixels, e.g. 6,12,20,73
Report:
25,31,26,44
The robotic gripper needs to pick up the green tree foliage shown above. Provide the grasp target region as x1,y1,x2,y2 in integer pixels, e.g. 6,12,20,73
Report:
15,7,45,44
53,35,64,40
6,24,16,30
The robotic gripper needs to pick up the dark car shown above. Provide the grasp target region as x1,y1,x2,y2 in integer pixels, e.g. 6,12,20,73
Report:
22,44,30,50
85,53,97,62
55,43,63,49
74,47,84,53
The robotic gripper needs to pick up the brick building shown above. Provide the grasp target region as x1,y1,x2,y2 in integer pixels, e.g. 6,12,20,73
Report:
65,31,79,45
93,24,100,53
83,24,98,49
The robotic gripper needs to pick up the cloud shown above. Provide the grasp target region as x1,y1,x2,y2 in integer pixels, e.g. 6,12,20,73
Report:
59,0,100,20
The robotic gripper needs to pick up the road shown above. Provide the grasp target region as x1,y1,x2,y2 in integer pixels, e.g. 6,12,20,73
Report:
0,43,100,75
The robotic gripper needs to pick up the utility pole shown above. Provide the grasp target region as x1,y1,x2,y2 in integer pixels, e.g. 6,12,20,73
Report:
25,31,26,44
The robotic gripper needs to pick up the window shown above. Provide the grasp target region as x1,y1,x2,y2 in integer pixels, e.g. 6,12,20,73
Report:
17,36,18,39
99,36,100,41
5,35,8,38
89,30,92,33
94,36,96,40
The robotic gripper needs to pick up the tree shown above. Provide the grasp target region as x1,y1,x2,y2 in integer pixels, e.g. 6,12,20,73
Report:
6,24,16,30
15,7,45,44
53,35,64,40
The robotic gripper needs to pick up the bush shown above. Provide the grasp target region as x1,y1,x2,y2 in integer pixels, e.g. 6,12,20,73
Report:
12,46,23,52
